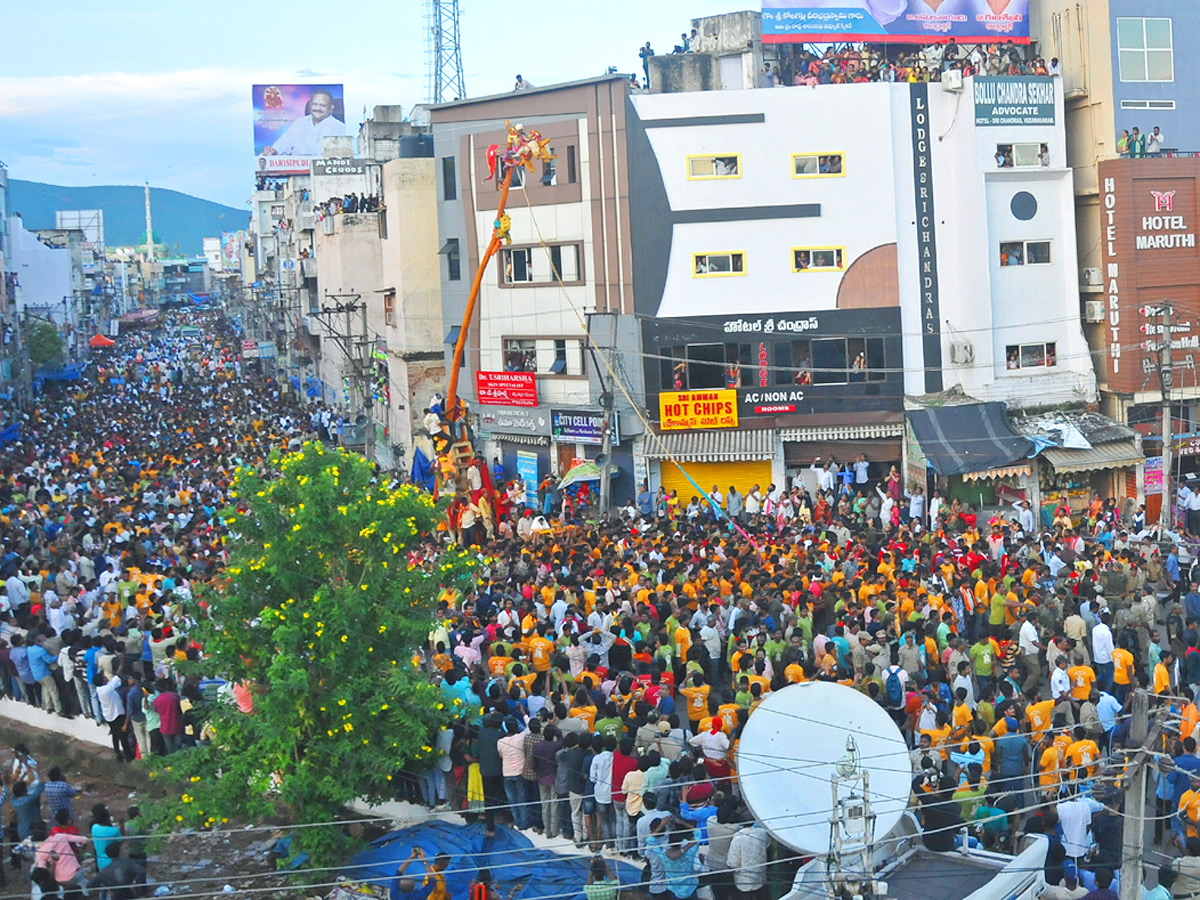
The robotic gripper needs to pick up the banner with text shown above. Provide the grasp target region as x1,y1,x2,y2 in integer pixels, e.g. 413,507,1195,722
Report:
476,371,538,407
762,0,1029,45
973,76,1055,126
550,409,618,446
253,83,346,176
659,390,739,430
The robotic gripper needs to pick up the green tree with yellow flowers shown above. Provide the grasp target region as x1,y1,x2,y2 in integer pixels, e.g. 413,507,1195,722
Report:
146,442,476,867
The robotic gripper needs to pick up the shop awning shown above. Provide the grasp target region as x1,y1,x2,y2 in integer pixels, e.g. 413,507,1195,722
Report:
907,402,1033,477
962,465,1033,482
1042,439,1143,474
644,428,775,462
778,422,904,441
493,434,548,446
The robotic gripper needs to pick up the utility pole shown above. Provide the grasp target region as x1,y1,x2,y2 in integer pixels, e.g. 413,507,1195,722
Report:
315,293,377,466
1159,300,1174,528
584,312,616,514
1118,691,1154,900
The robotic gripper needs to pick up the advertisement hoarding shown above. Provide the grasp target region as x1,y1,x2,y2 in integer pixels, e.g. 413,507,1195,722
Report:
476,371,538,407
761,0,1029,45
550,409,618,446
515,451,539,507
221,231,245,272
973,76,1055,126
252,84,346,176
312,158,369,176
659,390,739,431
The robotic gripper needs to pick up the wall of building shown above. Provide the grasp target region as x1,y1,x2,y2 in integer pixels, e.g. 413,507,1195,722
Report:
1108,0,1200,150
7,217,71,319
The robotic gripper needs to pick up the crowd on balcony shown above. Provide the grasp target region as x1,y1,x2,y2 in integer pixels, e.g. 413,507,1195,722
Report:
314,193,383,221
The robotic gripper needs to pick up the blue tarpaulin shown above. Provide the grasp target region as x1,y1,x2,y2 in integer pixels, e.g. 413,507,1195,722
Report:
0,424,19,444
346,822,640,900
187,292,210,306
35,363,85,382
410,447,435,492
289,376,301,390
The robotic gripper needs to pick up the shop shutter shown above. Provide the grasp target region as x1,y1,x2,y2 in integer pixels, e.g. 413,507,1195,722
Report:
658,459,774,503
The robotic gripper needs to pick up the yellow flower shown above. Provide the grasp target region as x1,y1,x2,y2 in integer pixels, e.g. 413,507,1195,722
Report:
176,815,183,822
338,699,346,706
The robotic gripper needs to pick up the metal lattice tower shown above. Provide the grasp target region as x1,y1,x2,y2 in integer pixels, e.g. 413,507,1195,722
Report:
426,0,466,104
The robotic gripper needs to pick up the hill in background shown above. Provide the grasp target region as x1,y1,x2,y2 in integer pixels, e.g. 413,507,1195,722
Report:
8,181,247,256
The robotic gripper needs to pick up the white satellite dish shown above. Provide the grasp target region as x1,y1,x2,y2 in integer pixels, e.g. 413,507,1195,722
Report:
736,682,911,854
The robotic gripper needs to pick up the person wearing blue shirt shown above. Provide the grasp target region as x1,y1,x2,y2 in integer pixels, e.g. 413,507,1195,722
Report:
1168,548,1183,595
678,801,717,844
646,819,700,900
1185,583,1200,628
1169,739,1200,845
9,779,44,839
25,640,62,715
638,487,654,518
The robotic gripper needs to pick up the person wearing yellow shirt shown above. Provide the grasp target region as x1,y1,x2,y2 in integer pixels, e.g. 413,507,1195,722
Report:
1036,734,1063,799
527,628,554,673
784,662,807,684
1024,692,1055,739
1181,784,1200,839
1111,646,1135,702
1155,652,1175,697
1066,726,1100,780
679,672,712,724
1066,658,1096,702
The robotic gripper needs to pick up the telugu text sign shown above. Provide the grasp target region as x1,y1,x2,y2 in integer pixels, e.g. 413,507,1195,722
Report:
476,371,538,407
659,390,739,430
761,0,1030,45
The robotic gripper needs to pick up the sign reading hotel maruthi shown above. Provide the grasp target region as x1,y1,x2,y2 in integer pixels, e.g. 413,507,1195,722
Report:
659,390,738,430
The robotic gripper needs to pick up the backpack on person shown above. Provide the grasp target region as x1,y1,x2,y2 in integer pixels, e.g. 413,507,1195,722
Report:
885,666,904,708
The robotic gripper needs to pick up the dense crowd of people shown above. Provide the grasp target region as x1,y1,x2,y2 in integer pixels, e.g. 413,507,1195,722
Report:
411,465,1200,899
0,311,319,898
0,308,1196,900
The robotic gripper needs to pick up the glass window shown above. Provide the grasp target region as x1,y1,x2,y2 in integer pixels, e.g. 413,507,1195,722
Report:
503,339,537,372
688,155,741,178
686,343,727,389
792,247,844,272
773,341,793,386
1005,342,1058,370
446,238,461,282
541,153,557,186
792,153,844,177
999,240,1052,266
567,145,578,184
693,252,745,276
505,248,532,283
1117,17,1174,82
442,157,457,201
812,339,848,385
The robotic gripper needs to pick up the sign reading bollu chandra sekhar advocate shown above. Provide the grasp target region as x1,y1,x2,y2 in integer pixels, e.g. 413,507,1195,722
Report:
973,76,1055,127
659,390,739,431
476,371,538,407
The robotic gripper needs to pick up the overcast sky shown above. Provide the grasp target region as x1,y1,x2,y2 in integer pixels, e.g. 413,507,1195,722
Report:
0,1,739,209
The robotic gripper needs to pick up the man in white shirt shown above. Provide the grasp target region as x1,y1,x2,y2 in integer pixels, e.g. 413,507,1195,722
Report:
262,90,343,157
744,485,763,518
1015,500,1035,535
1091,611,1115,691
811,460,836,494
1018,611,1045,693
1050,655,1072,702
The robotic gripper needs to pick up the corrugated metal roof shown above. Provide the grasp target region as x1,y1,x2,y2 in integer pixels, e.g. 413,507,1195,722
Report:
779,422,904,441
644,428,775,462
1013,410,1137,445
1042,439,1143,474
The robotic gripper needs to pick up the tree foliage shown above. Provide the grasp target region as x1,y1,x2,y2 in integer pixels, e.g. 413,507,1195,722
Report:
27,321,64,368
149,443,475,867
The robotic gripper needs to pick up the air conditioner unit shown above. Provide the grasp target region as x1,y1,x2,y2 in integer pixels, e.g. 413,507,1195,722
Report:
941,69,964,93
1084,300,1105,323
949,341,974,365
1082,267,1102,286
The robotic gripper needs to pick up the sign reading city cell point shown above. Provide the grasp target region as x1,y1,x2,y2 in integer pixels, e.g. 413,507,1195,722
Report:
476,371,537,407
659,390,738,430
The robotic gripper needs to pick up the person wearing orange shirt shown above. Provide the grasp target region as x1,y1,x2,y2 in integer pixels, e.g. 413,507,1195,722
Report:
1024,691,1055,740
527,627,554,673
1066,726,1100,780
1180,780,1200,840
679,672,712,724
1155,652,1175,697
1111,646,1135,703
1036,733,1063,799
1066,657,1096,702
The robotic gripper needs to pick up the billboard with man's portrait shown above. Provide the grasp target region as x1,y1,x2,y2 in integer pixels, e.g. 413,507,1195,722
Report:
221,231,245,272
761,0,1029,45
252,84,347,176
